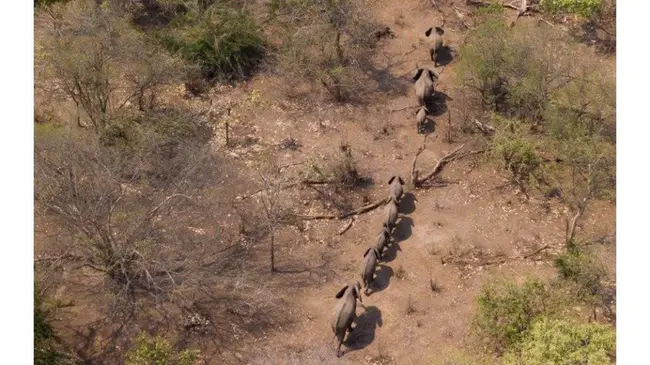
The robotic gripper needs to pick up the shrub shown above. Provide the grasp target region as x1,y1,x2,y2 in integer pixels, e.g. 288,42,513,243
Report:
473,278,556,353
158,3,266,81
457,7,572,122
541,0,603,18
555,244,607,305
304,142,363,188
490,117,543,194
126,332,198,365
502,317,615,365
269,0,378,101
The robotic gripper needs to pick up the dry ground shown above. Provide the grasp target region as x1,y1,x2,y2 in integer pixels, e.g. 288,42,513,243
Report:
34,1,616,364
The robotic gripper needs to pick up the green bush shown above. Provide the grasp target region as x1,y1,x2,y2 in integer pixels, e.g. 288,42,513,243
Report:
555,244,607,305
490,117,543,192
502,317,615,365
541,0,603,18
473,278,556,353
159,4,266,81
126,332,198,365
457,7,572,122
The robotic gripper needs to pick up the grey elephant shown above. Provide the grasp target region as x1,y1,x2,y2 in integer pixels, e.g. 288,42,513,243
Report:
385,195,399,231
360,247,380,295
425,25,445,67
415,105,428,134
388,174,405,202
331,281,362,357
412,67,437,106
374,222,391,258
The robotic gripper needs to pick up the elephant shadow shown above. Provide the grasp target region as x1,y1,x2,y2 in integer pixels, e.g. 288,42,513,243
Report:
346,306,383,351
436,46,454,67
392,216,414,243
380,239,402,263
427,90,452,117
368,264,393,296
398,193,417,215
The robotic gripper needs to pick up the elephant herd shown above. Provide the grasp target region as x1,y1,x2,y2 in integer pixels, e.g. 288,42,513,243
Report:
330,175,407,357
329,22,447,358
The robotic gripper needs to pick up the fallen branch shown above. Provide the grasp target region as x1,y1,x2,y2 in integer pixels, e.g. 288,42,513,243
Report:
521,244,551,259
414,144,466,186
472,118,495,135
338,217,356,235
390,104,420,112
298,198,388,220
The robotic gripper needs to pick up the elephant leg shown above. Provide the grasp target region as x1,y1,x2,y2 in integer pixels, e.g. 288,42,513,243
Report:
336,333,344,357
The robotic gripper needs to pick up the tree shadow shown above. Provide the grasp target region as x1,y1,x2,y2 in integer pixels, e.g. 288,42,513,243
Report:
398,192,417,215
393,216,414,243
367,264,393,296
346,306,383,352
380,238,402,263
369,58,411,95
435,46,454,67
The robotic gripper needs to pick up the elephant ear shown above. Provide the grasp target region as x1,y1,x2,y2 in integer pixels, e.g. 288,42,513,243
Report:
398,176,405,185
436,27,445,35
388,176,396,185
425,27,433,37
363,247,372,258
412,68,424,81
335,285,349,299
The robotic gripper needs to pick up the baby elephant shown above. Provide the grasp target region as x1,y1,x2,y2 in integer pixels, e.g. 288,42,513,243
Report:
360,247,381,295
412,67,437,106
425,25,445,67
385,195,399,231
415,105,428,134
331,281,362,357
374,222,391,258
388,175,405,202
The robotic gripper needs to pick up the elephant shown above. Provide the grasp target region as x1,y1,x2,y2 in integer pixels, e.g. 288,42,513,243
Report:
374,222,391,258
415,105,428,134
388,175,405,202
385,195,399,231
360,247,380,295
425,25,445,67
412,67,437,106
331,281,362,357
